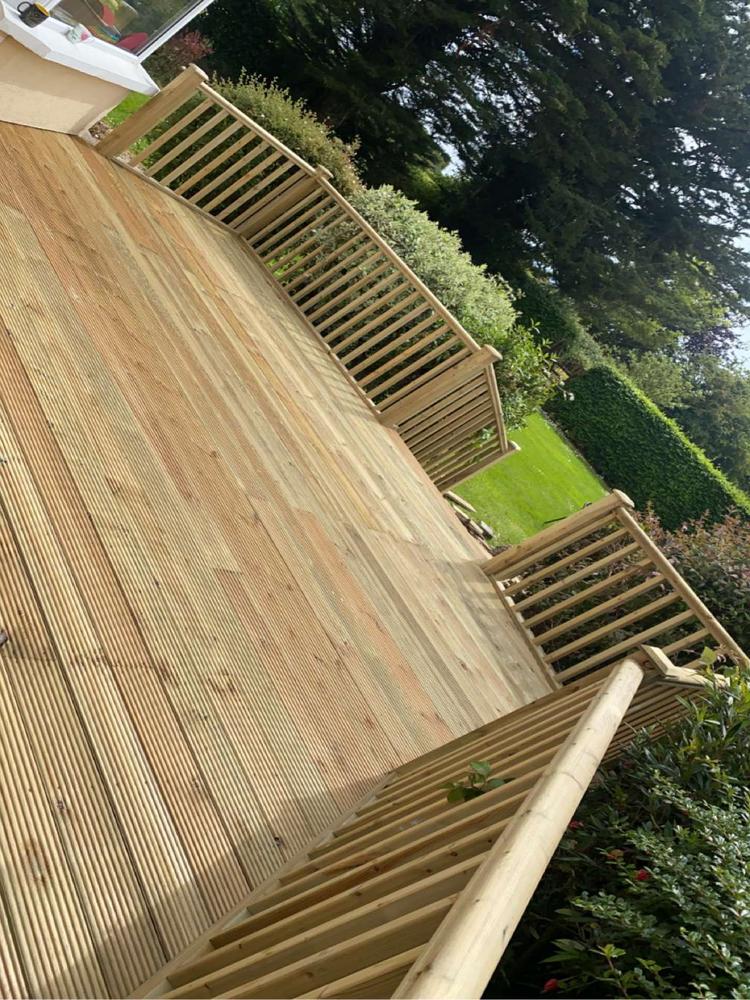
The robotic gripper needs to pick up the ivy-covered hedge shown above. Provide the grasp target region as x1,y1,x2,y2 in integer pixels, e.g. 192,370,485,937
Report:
546,366,750,528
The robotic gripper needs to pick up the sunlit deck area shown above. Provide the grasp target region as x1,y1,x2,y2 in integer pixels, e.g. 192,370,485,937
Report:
0,123,553,998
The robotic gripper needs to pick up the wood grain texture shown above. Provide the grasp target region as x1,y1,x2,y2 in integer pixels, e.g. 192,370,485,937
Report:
0,123,552,999
140,661,697,1000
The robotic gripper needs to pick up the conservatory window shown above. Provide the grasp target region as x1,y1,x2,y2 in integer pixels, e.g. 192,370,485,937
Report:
49,0,205,57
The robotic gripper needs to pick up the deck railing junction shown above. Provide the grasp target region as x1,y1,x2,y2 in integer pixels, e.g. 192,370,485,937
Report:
96,65,513,491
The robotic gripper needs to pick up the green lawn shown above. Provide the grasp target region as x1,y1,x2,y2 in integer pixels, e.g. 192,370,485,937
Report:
104,92,149,129
456,411,607,544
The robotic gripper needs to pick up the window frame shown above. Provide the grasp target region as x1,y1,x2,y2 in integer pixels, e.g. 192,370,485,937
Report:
45,0,214,61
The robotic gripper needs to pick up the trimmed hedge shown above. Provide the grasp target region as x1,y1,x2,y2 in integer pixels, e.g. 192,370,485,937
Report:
546,366,750,529
516,272,610,375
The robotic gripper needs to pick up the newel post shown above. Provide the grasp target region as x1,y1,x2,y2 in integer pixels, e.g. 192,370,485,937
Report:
96,64,209,158
378,345,501,429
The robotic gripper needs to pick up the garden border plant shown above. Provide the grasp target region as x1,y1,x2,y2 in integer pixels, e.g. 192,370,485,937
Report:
489,659,750,999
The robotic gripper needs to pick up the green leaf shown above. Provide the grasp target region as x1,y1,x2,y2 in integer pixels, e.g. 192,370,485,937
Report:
700,647,718,667
470,760,492,777
600,944,626,959
485,777,506,789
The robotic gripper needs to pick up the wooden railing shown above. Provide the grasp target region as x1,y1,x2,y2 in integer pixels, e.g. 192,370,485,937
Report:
133,655,709,999
95,65,514,490
483,490,749,684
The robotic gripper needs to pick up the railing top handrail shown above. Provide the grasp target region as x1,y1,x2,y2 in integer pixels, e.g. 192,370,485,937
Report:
483,489,634,578
95,65,513,481
393,656,645,1000
98,65,494,362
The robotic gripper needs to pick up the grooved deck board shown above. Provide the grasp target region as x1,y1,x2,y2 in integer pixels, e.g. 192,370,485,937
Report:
0,124,552,999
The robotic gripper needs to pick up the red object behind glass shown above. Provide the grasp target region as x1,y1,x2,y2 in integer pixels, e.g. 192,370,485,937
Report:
117,31,148,49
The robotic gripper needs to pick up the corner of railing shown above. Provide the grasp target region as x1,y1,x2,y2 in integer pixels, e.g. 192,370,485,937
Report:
96,64,208,158
639,643,732,688
484,359,511,453
482,490,633,578
379,344,500,430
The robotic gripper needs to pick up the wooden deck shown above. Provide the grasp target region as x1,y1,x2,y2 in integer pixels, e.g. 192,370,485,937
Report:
0,123,552,999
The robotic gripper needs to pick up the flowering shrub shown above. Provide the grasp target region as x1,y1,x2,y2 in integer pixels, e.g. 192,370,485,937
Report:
144,30,214,86
544,782,750,998
640,507,750,652
489,669,750,998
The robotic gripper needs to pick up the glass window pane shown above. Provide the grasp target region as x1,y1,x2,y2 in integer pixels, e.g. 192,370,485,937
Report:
52,0,200,55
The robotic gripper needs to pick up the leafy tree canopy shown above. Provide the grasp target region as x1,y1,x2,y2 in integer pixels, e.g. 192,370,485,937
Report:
669,355,750,493
202,0,750,349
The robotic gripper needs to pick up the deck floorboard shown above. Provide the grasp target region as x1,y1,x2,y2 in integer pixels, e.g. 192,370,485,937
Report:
0,124,552,998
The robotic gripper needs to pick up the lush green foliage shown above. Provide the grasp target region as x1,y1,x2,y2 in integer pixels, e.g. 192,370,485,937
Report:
212,74,361,195
667,356,750,494
202,0,476,181
641,509,750,653
516,273,609,375
621,351,694,411
103,92,149,130
351,187,556,426
515,274,587,356
618,349,750,491
493,669,750,998
456,412,606,544
201,1,750,352
546,367,750,529
444,760,506,803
